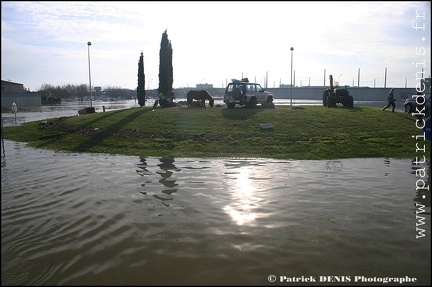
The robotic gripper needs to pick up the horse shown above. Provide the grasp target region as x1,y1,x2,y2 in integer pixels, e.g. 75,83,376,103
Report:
187,90,214,108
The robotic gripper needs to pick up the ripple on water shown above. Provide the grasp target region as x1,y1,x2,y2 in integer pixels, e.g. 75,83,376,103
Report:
1,141,430,285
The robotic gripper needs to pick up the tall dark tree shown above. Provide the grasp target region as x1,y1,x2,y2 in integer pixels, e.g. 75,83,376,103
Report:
157,29,174,106
137,52,146,107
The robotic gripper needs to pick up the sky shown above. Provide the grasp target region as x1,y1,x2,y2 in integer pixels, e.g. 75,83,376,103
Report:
1,1,431,91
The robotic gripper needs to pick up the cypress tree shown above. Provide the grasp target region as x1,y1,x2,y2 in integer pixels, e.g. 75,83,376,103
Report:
137,52,146,107
158,29,174,101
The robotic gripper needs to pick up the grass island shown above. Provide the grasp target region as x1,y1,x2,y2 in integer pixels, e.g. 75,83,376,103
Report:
2,105,428,160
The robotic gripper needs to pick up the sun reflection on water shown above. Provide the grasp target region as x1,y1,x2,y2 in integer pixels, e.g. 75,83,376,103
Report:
224,167,259,225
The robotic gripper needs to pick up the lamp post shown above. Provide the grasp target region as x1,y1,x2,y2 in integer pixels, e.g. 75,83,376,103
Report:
339,74,342,87
290,47,294,106
87,41,93,107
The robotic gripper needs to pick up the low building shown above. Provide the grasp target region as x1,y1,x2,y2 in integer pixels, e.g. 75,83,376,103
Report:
196,83,213,89
1,80,41,111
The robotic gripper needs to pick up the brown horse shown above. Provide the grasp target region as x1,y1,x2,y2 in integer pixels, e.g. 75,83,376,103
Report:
187,90,214,108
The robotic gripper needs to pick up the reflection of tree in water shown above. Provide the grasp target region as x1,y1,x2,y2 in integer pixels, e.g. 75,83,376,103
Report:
136,156,152,178
136,156,179,206
157,157,179,196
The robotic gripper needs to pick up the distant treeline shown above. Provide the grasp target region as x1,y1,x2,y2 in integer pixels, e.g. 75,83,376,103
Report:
39,84,136,105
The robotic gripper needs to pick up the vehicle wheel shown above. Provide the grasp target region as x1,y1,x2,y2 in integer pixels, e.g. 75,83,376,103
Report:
326,95,334,108
404,104,412,113
249,97,257,108
227,103,235,108
347,95,354,108
266,96,273,103
232,88,243,100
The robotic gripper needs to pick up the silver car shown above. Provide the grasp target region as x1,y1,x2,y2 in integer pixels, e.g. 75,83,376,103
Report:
403,92,430,117
223,79,273,108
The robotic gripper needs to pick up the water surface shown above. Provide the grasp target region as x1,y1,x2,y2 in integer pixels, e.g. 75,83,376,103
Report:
1,100,430,285
1,140,430,285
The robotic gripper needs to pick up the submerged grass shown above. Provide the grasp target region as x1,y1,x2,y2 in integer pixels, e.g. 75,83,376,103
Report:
2,105,429,160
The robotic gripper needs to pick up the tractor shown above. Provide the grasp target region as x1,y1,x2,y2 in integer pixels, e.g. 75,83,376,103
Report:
322,74,354,108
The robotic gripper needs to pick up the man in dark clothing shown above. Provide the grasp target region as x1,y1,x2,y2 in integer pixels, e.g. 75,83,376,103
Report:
383,88,396,112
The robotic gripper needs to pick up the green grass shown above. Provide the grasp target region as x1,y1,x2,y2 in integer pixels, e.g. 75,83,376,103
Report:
2,105,429,160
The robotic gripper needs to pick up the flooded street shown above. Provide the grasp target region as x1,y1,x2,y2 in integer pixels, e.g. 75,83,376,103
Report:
1,100,430,285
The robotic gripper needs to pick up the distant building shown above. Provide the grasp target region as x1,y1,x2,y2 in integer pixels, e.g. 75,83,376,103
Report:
1,80,25,93
279,84,294,88
1,80,41,111
196,83,213,89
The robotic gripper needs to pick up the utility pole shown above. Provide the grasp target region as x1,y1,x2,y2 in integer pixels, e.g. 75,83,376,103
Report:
384,67,387,88
290,47,294,106
358,68,360,87
87,41,93,107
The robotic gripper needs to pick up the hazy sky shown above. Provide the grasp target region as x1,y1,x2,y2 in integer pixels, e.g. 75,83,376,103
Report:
1,1,431,91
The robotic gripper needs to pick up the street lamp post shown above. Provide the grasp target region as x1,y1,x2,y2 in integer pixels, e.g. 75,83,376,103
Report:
87,41,93,107
290,47,294,106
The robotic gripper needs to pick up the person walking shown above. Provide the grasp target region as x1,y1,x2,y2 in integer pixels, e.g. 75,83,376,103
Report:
383,88,396,112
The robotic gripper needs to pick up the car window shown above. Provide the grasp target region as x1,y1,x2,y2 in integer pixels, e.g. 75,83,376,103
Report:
247,84,255,92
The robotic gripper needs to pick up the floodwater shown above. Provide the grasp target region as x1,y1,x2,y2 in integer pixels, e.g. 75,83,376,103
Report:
1,100,430,286
1,98,394,126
